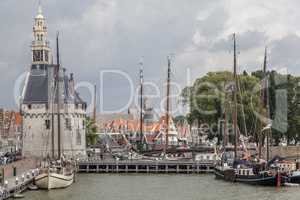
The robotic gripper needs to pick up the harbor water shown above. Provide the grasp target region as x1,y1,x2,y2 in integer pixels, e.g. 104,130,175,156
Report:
23,174,300,200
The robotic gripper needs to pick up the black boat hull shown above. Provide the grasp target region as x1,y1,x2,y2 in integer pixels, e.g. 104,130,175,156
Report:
214,167,236,182
288,175,300,184
214,168,284,186
235,175,279,186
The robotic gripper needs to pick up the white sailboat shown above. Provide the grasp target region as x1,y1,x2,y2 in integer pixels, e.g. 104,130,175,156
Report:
35,167,74,189
35,33,75,190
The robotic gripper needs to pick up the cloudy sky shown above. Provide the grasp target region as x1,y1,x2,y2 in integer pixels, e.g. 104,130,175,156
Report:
0,0,300,114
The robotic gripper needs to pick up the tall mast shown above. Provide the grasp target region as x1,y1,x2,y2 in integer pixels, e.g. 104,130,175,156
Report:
233,33,238,160
51,86,55,158
223,102,228,149
56,32,61,158
263,47,270,161
93,84,97,123
139,59,144,145
258,47,268,159
263,47,267,75
164,56,171,155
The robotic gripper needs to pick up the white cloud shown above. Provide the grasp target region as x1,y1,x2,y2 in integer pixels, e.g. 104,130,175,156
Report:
175,0,300,89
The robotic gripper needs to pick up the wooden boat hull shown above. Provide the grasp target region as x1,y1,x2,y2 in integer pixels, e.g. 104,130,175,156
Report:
214,168,225,179
35,172,74,190
214,167,284,186
214,167,236,182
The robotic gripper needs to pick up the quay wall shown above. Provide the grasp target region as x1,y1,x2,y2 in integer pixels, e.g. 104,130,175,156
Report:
78,159,215,174
262,146,300,159
1,158,38,180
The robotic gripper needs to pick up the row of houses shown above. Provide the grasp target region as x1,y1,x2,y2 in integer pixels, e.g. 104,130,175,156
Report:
96,106,193,151
0,109,22,153
95,104,216,151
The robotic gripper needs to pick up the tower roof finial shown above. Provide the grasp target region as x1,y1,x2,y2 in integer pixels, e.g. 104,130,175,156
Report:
36,0,44,18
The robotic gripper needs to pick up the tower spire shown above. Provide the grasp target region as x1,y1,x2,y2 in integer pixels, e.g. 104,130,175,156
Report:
31,2,51,65
38,0,42,15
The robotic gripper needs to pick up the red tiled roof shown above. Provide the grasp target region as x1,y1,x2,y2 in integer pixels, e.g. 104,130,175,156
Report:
14,112,22,126
103,115,181,135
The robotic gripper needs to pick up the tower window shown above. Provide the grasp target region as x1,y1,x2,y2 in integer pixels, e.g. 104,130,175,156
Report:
41,50,44,61
45,120,50,130
33,51,37,61
65,118,71,130
76,129,81,145
45,51,49,62
33,50,44,62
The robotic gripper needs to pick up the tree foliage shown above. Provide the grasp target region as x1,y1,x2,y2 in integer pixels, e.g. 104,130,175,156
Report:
86,117,98,146
181,70,300,145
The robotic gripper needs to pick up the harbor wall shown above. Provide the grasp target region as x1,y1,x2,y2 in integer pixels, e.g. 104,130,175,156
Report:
78,159,215,174
263,146,300,159
1,158,38,180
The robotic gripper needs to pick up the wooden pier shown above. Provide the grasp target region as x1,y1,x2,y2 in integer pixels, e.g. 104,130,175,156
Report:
0,169,39,200
78,159,215,174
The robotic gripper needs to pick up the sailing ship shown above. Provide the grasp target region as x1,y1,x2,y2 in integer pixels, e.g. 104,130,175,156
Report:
35,160,75,190
214,34,285,186
35,33,75,190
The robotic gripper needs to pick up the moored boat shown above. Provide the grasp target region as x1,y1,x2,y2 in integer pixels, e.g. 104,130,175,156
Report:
234,169,283,186
213,34,284,187
214,164,236,182
288,171,300,184
34,31,77,191
35,167,74,190
267,156,300,184
214,163,285,186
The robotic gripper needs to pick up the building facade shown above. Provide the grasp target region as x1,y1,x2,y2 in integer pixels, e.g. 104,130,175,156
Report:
21,5,86,158
0,109,22,152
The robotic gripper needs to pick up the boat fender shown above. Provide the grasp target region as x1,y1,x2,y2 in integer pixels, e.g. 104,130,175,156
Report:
277,172,281,187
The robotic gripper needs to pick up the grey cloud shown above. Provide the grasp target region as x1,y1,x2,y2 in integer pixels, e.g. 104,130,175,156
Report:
211,31,267,53
0,0,212,111
239,31,268,51
270,34,300,73
1,0,300,113
196,5,228,39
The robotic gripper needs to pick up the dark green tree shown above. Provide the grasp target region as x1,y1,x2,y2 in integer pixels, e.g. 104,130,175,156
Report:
182,71,263,144
86,117,98,146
